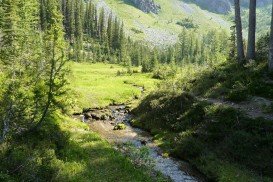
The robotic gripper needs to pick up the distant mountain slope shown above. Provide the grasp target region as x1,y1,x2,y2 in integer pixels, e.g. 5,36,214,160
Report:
95,0,270,45
95,0,231,46
184,0,271,14
183,0,271,37
241,3,271,37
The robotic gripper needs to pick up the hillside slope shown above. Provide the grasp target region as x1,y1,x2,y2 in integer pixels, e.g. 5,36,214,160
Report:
96,0,231,45
95,0,270,45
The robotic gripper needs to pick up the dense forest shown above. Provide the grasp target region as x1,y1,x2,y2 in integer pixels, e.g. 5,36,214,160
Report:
0,0,273,181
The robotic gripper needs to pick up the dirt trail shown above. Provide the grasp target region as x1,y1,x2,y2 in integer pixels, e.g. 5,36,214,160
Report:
198,96,273,120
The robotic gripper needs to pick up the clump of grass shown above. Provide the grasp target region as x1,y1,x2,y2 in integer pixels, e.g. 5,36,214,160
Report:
114,123,127,130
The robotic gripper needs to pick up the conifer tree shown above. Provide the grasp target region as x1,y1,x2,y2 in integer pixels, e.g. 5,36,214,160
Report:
98,8,106,42
112,17,120,50
67,0,75,43
34,0,68,130
0,0,44,140
107,12,113,51
74,0,83,61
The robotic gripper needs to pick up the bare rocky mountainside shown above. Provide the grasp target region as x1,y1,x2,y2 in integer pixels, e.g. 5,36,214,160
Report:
184,0,271,14
129,0,161,14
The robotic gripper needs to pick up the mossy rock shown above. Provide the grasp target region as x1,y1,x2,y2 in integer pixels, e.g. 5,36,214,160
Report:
113,123,126,130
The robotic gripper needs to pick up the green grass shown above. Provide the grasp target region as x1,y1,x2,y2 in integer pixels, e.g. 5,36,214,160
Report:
69,62,158,111
132,61,273,181
133,91,273,181
0,63,162,181
0,113,164,181
182,62,273,102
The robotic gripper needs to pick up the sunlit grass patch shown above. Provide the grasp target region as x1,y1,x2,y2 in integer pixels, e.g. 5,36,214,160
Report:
69,62,158,110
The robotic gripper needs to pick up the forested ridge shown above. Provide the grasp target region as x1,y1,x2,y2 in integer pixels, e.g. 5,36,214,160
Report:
0,0,273,181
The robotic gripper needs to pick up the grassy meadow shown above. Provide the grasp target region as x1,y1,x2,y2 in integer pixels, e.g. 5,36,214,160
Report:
69,62,158,111
0,62,163,182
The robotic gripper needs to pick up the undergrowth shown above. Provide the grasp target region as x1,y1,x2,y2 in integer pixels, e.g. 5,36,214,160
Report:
0,113,163,181
156,61,273,102
133,61,273,181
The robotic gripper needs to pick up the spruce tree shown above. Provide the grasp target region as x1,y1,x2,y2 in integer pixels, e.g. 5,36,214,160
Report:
107,12,113,51
0,0,43,140
34,0,68,130
98,8,106,42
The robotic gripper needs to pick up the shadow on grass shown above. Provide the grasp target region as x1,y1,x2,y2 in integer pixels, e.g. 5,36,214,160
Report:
132,82,273,181
0,115,155,182
185,62,273,102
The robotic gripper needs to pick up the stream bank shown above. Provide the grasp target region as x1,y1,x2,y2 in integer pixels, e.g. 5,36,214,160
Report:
73,103,205,182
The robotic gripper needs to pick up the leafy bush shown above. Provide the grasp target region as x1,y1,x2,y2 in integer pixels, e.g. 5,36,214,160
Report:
152,65,177,80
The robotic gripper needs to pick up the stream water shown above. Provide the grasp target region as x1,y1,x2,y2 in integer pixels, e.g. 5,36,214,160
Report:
75,104,204,182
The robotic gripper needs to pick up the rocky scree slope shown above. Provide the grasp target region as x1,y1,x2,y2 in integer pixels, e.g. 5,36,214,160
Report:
129,0,161,14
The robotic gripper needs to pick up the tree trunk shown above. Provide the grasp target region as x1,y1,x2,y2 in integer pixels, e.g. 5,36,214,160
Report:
234,0,245,63
269,1,273,72
247,0,256,60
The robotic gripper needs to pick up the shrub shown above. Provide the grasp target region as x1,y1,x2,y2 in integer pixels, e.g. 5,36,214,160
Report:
152,65,177,80
173,136,204,159
131,28,143,34
257,33,269,61
176,18,199,29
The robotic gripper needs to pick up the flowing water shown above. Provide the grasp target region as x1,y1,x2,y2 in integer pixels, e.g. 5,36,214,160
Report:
75,104,204,182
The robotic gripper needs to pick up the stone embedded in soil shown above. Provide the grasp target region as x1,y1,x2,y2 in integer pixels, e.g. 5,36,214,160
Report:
84,113,92,119
91,113,101,120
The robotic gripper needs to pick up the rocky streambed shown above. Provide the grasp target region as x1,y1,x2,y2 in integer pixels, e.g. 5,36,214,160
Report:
73,104,205,182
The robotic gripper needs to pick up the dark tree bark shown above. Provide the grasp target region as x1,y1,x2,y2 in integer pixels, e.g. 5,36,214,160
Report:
234,0,245,63
247,0,256,60
269,1,273,72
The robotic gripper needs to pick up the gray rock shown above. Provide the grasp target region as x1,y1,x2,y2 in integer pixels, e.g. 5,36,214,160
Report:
84,113,92,119
130,0,161,14
186,0,231,14
101,114,109,120
91,113,101,120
